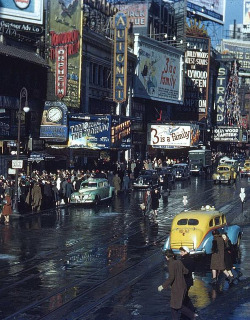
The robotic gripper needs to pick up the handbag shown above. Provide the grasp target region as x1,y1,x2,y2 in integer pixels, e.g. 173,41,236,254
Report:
140,203,146,210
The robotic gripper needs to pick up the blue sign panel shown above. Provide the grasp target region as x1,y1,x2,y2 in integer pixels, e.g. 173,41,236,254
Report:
68,115,111,149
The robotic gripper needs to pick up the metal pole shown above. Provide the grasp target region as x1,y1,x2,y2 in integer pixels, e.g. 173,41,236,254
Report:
13,87,28,214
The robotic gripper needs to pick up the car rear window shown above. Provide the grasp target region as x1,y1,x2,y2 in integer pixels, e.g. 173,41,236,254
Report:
177,219,199,226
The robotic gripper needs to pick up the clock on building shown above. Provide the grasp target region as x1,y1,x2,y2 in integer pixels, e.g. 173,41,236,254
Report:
47,107,63,122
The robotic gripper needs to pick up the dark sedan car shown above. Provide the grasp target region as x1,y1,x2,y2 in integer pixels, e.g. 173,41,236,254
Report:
157,167,176,186
132,170,159,189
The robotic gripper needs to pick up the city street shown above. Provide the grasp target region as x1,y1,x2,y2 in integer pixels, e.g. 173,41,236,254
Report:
0,175,250,319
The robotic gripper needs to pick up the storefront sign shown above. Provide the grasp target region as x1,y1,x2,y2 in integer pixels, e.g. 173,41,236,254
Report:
0,20,43,34
133,34,183,104
0,0,43,25
111,117,131,148
148,124,200,148
184,36,210,121
55,46,68,99
47,0,83,108
213,127,240,142
113,12,128,103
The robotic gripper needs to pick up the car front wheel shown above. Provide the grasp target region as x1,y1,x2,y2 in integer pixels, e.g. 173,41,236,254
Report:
94,195,101,205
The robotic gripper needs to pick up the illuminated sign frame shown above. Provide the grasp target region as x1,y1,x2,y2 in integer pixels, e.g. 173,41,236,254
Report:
113,12,128,103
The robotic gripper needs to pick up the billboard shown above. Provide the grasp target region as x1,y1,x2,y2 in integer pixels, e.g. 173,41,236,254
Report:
222,40,250,71
244,0,250,25
47,0,83,108
68,115,131,149
184,36,210,121
133,34,183,104
213,127,240,142
118,3,148,35
187,0,226,25
147,124,200,148
0,0,43,25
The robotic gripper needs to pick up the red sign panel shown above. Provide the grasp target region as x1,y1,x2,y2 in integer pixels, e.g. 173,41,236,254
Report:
55,46,67,99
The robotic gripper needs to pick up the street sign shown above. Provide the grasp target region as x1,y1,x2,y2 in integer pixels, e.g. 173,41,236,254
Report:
12,160,23,169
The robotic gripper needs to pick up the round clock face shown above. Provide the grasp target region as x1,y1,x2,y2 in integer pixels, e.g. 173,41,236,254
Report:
47,107,63,122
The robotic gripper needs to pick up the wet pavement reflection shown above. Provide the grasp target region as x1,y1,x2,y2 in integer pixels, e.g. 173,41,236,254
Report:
0,176,249,319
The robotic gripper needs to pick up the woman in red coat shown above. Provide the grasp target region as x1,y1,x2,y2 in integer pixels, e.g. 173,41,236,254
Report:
2,193,12,224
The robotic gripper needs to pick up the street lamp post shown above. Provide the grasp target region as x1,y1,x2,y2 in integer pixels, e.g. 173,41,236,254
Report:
13,87,30,214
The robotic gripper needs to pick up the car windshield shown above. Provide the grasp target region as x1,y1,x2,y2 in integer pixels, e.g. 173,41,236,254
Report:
218,167,230,172
177,219,199,226
81,182,97,188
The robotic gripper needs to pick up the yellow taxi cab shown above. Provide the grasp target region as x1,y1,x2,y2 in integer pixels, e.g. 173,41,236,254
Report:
240,160,250,177
163,205,242,255
212,164,237,184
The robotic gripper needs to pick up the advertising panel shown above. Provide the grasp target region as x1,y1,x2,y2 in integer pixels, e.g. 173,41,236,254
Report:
184,36,210,121
68,115,131,150
222,40,250,71
244,0,250,25
113,12,128,103
40,101,68,141
0,0,43,25
187,0,226,25
133,34,183,104
118,3,148,35
47,0,83,108
215,63,229,125
213,127,240,142
147,124,200,148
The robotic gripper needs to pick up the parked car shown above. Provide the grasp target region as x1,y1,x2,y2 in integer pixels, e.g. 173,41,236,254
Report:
240,160,250,177
212,164,237,184
163,205,242,255
157,167,176,186
172,163,190,180
70,178,114,204
132,170,159,189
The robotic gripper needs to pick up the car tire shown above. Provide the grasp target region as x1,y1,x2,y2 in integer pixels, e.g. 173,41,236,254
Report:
236,235,241,249
94,195,100,205
228,178,231,185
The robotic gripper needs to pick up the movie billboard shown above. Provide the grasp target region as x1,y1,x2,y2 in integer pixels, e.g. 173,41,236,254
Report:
47,0,83,108
187,0,226,24
147,124,200,148
0,0,43,25
133,34,183,104
68,115,131,149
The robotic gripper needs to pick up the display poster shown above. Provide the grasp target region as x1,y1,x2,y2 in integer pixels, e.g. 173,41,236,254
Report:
187,0,226,24
147,124,200,148
184,36,210,121
0,0,43,25
244,0,250,25
133,34,183,104
47,0,83,108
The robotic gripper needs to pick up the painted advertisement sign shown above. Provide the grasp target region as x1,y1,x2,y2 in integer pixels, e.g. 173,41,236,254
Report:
68,115,131,149
133,34,183,104
184,36,210,121
244,0,250,25
222,40,250,71
113,12,128,103
147,124,200,148
40,101,68,141
187,0,226,24
0,0,43,25
47,0,82,108
215,63,229,125
213,127,240,142
118,3,148,35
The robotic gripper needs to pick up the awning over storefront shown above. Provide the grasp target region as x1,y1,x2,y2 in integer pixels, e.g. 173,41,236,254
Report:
0,43,48,67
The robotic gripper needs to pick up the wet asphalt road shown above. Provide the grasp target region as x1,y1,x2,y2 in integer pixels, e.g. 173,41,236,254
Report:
0,175,250,320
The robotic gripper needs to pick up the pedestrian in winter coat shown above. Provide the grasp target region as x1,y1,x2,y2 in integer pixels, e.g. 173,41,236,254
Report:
143,189,152,216
65,180,74,203
31,183,42,212
158,249,196,320
222,233,234,278
122,174,130,192
43,180,53,209
113,174,121,196
1,193,12,224
151,188,161,219
210,229,233,284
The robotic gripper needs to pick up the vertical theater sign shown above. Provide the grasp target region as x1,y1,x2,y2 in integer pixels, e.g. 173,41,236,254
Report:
47,0,83,108
113,12,128,103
